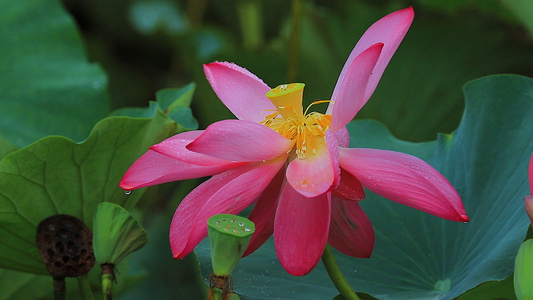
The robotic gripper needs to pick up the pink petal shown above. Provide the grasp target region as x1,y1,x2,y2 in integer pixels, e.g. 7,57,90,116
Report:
331,7,414,107
332,168,366,201
170,156,287,259
326,130,342,188
339,148,469,222
525,196,533,228
328,196,374,257
328,43,383,131
333,126,350,147
274,184,331,276
150,130,234,166
187,119,294,162
119,150,239,190
286,133,338,197
243,167,285,257
204,62,275,122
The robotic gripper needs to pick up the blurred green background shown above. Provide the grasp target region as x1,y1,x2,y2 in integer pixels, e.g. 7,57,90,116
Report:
2,0,533,298
62,0,533,142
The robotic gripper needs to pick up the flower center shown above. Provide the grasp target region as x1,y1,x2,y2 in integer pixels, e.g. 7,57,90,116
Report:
261,83,331,160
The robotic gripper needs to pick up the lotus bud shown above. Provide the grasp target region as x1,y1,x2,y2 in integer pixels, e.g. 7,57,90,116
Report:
93,202,147,299
514,239,533,299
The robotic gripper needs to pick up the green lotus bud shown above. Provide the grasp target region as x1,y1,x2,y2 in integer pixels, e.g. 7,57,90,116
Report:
93,202,148,265
207,214,255,276
514,239,533,299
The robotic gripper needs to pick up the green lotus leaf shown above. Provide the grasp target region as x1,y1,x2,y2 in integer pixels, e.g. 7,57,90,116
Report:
0,112,176,275
0,0,110,148
112,83,198,131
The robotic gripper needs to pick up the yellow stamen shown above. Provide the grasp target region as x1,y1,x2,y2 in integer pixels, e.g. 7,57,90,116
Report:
261,83,331,159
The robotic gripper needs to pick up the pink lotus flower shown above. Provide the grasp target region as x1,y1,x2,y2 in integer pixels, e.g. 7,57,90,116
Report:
524,154,533,226
119,7,469,276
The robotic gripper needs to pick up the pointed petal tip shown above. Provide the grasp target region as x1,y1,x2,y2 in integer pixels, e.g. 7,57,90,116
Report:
460,214,470,222
373,42,384,49
332,6,415,107
118,183,133,191
171,251,187,260
118,177,141,191
203,61,273,123
203,61,268,91
403,6,415,16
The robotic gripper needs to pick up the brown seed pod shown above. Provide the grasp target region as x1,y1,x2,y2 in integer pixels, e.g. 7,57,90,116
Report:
35,214,95,279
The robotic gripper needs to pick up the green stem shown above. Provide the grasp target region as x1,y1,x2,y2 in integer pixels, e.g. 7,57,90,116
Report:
101,264,115,300
101,273,114,300
53,278,66,300
322,244,360,300
208,287,223,300
237,0,263,52
288,0,303,82
77,274,94,300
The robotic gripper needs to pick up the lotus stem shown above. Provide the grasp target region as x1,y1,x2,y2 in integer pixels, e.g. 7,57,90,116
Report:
53,278,66,300
322,244,360,300
77,274,94,300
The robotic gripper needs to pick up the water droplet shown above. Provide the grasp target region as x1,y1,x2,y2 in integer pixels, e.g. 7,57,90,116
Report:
238,222,244,226
230,218,236,223
244,228,251,232
124,190,132,195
